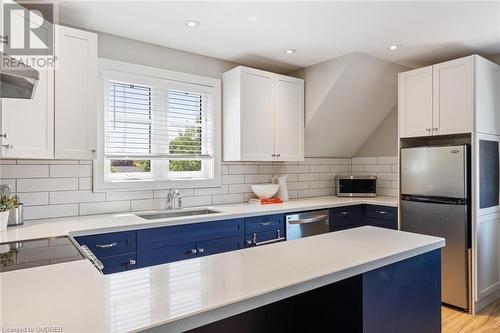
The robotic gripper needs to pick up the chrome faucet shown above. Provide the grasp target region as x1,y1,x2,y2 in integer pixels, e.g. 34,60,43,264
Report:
166,188,182,209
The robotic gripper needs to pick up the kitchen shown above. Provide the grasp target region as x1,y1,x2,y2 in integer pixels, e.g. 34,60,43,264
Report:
0,1,499,332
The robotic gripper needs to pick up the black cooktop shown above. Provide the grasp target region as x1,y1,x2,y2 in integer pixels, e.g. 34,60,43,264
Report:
0,236,84,272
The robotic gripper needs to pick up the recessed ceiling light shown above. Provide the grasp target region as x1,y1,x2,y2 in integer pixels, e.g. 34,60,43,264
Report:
248,16,257,22
285,49,297,55
388,44,402,51
185,20,200,28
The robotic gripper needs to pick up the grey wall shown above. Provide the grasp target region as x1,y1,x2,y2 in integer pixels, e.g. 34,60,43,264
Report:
355,106,398,157
97,32,238,79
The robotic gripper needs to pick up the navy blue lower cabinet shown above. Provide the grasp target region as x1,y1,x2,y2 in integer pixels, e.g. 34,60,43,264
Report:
197,236,245,257
244,229,285,247
363,249,441,333
329,205,365,231
366,217,398,230
99,253,137,274
137,242,196,268
75,230,136,258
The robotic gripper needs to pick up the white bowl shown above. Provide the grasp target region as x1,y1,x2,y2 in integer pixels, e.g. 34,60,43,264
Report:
251,184,280,199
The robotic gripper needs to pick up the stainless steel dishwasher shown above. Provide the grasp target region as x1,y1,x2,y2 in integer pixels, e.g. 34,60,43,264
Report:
286,210,330,240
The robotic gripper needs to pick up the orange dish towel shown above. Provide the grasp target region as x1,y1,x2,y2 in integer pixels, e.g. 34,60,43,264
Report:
248,198,283,205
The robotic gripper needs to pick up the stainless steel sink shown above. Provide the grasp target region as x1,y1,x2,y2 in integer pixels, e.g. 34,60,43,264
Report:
137,209,219,220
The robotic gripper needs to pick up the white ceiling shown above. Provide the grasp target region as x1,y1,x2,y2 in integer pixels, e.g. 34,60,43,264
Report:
58,1,500,72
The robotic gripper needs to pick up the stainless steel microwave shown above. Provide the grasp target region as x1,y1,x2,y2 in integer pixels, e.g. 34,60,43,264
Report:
336,175,377,197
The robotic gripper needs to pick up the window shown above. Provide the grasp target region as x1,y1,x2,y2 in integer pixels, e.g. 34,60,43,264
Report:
95,60,221,190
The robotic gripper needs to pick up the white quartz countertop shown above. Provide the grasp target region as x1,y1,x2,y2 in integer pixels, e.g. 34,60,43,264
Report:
0,226,443,333
0,196,397,243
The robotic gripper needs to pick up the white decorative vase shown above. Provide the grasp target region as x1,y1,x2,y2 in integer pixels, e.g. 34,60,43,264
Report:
273,175,290,201
0,210,9,232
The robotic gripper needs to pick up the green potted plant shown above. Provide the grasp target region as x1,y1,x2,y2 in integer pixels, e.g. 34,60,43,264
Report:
0,196,17,231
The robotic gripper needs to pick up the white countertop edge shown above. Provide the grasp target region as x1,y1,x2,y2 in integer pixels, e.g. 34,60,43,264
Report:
136,236,444,333
0,196,398,243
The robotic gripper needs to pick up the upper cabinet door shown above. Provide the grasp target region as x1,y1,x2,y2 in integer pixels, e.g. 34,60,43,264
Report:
240,67,275,161
475,56,500,135
274,75,304,161
0,11,54,159
432,56,474,135
398,66,433,138
55,25,98,159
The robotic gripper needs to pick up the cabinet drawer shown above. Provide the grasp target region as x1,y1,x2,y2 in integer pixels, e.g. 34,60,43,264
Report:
197,236,244,256
366,205,398,221
75,231,136,258
331,205,363,221
245,229,285,247
137,219,244,250
100,253,136,274
137,242,195,268
245,214,285,234
367,217,398,230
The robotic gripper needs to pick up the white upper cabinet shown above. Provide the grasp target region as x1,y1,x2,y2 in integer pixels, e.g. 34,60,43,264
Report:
1,24,97,160
0,9,54,159
399,55,486,138
398,66,433,138
432,56,474,135
222,66,304,161
55,25,98,159
476,57,500,135
275,75,304,161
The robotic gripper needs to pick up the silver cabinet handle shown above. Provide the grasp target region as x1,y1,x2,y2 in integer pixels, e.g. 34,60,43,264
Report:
340,211,350,215
94,259,104,271
426,128,431,133
288,214,328,224
433,128,438,132
377,211,388,214
246,230,285,246
276,153,281,157
90,149,96,153
96,242,117,248
128,259,136,265
0,133,7,138
198,248,204,253
2,144,13,149
190,249,197,254
259,221,272,226
271,153,276,157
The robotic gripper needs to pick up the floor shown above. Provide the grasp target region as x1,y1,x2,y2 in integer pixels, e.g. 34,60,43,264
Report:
442,299,500,333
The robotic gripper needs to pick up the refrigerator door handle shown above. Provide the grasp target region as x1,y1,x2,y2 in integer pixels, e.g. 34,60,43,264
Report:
400,194,467,205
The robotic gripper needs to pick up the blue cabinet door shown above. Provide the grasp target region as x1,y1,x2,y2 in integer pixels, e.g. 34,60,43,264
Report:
245,214,285,234
75,230,136,258
100,253,137,274
137,219,244,250
196,236,245,257
137,242,195,268
366,205,398,221
366,217,398,230
329,205,365,231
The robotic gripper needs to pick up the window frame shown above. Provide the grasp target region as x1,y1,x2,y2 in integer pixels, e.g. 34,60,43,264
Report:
94,59,221,191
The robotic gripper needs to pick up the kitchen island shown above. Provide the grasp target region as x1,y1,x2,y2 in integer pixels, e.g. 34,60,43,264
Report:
0,226,444,333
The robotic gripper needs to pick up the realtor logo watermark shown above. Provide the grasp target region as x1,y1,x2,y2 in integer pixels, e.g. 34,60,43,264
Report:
1,1,56,70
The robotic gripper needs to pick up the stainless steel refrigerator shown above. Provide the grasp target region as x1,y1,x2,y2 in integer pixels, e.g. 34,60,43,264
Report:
400,145,470,310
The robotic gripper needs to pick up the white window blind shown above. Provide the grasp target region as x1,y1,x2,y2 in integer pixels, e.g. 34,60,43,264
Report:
104,79,213,160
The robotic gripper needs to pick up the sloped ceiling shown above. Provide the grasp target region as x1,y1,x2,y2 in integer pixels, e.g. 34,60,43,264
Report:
294,52,408,157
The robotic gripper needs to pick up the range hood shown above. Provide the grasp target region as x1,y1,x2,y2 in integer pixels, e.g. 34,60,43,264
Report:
0,52,39,99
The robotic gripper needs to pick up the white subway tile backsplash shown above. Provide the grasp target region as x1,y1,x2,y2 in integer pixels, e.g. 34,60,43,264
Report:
228,164,259,174
310,165,330,173
78,177,92,190
106,190,153,201
50,190,105,204
50,165,92,178
194,185,228,196
352,157,377,165
0,155,398,220
285,165,309,173
24,204,79,220
212,193,245,205
17,178,79,192
79,201,130,216
0,165,49,178
131,199,166,211
17,192,49,206
182,195,212,208
222,174,245,184
245,174,272,184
